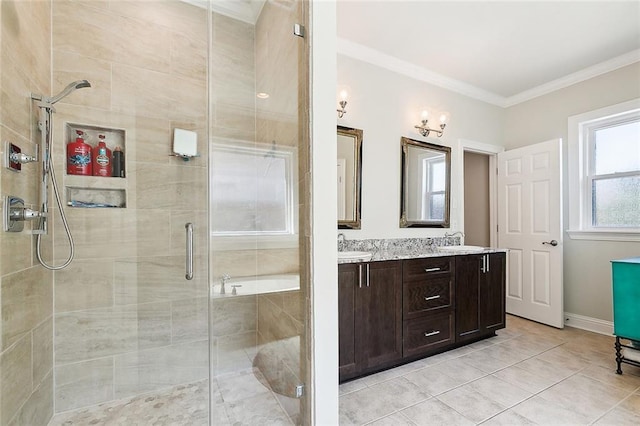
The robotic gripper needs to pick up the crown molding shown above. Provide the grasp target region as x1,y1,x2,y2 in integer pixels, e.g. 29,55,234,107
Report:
503,49,640,107
337,37,506,107
338,38,640,109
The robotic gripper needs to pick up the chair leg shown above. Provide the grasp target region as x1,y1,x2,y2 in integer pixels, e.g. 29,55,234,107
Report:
615,336,623,375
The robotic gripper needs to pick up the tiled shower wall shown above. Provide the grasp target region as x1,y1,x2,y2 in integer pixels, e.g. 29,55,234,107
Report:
50,0,209,413
210,0,300,283
0,1,55,425
253,0,303,347
1,0,307,420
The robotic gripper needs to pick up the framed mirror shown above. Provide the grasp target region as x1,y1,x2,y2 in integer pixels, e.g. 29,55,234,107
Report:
400,136,451,228
337,126,363,229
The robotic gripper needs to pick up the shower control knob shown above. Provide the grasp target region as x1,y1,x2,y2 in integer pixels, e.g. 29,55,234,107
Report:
10,152,37,164
11,207,43,221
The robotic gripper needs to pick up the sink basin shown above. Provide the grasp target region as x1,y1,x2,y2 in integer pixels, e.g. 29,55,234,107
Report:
338,251,373,261
439,245,486,253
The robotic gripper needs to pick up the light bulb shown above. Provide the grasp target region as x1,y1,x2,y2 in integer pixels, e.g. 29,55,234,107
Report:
339,90,348,101
421,110,429,120
439,114,447,124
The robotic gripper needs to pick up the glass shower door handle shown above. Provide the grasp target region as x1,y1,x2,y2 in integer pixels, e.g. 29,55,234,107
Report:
185,222,193,280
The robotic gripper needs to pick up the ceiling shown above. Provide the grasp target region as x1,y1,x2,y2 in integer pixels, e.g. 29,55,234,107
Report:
337,1,640,107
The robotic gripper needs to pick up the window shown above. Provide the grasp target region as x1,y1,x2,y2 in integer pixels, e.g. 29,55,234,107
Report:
210,142,298,248
422,157,446,220
568,99,640,241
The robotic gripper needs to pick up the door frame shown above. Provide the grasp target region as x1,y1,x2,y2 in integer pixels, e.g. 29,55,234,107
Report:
457,139,504,248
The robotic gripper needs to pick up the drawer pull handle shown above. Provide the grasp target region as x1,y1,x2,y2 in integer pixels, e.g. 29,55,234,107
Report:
424,330,440,337
424,267,441,272
424,295,441,301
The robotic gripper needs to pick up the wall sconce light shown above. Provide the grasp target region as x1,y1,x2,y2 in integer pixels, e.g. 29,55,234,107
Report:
337,90,348,118
415,110,448,138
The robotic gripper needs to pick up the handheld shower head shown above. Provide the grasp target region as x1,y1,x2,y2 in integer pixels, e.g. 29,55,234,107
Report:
48,80,91,105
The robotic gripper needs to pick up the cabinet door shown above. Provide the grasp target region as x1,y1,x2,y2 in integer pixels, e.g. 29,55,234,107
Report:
357,261,403,370
482,252,506,332
455,255,482,342
338,263,358,379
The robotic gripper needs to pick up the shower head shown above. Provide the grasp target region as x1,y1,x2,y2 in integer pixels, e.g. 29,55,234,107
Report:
48,80,91,105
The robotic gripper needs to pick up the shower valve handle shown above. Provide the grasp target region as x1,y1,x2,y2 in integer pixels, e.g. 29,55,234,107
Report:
10,207,44,221
10,152,38,164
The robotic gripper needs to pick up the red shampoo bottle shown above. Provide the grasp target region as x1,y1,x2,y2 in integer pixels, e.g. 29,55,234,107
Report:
67,130,92,175
92,135,112,177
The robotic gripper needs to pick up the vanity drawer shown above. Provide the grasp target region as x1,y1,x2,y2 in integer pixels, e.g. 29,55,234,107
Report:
403,311,454,358
403,276,453,319
403,256,454,282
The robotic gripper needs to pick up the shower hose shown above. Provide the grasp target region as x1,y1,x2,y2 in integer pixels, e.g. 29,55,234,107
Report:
36,107,75,270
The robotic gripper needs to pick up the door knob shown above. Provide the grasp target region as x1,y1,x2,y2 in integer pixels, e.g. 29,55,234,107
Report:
542,240,558,246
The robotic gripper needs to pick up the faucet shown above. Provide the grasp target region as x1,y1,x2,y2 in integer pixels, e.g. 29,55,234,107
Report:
444,231,465,244
337,233,346,251
444,231,465,238
220,274,231,295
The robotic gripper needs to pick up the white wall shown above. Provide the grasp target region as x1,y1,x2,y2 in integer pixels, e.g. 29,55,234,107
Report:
337,55,505,240
311,1,338,424
504,62,640,323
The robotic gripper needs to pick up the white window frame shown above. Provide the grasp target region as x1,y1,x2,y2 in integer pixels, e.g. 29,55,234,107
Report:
567,98,640,241
210,141,299,250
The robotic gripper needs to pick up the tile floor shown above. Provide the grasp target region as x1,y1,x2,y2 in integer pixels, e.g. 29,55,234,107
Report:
48,368,296,425
339,315,640,425
46,315,640,425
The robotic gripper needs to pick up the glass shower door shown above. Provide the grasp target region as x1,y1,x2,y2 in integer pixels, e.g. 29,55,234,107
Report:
209,0,309,424
48,0,210,424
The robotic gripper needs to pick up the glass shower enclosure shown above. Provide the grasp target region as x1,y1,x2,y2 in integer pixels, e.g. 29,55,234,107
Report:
23,0,311,424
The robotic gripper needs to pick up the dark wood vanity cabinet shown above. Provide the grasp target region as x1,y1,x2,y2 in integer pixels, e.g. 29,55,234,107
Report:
455,252,506,343
339,252,506,382
402,257,455,358
338,261,403,381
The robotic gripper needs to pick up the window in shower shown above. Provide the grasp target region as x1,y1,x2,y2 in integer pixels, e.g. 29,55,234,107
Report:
211,142,298,247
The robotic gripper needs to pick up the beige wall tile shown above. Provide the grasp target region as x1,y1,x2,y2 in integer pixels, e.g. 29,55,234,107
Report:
171,27,207,81
32,316,53,388
108,14,172,73
54,259,113,312
213,249,258,279
131,116,172,165
53,209,171,259
1,0,51,92
55,357,113,412
215,103,256,134
213,331,256,376
172,297,207,344
109,0,207,42
257,248,299,275
135,162,207,210
8,371,53,426
1,50,34,139
0,333,32,424
55,302,171,364
114,256,201,305
111,63,206,122
210,296,257,337
1,266,52,350
52,1,116,64
257,295,302,344
52,50,111,110
113,340,208,399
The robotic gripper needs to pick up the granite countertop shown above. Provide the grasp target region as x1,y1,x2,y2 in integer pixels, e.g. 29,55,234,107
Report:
338,247,508,264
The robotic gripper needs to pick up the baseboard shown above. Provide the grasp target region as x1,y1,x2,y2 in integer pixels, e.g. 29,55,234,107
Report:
564,312,613,336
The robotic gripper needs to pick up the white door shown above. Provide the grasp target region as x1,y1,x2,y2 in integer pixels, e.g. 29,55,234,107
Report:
498,139,563,328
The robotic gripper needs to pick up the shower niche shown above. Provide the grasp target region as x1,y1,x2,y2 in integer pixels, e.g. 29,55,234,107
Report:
64,122,127,208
